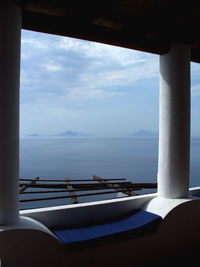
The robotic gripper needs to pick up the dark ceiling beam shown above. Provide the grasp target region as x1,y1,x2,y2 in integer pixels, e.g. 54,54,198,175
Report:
9,0,200,63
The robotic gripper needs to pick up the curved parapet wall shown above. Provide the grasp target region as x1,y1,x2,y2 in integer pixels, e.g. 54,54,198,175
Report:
144,196,194,218
1,199,200,266
0,216,63,267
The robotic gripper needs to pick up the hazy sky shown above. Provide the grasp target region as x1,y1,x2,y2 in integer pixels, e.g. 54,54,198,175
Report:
20,30,200,137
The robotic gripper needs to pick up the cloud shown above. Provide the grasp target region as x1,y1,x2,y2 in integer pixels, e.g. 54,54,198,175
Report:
67,87,126,101
191,63,200,98
20,31,200,137
21,30,158,104
59,36,147,65
20,30,160,136
21,37,47,49
192,83,200,97
41,61,63,72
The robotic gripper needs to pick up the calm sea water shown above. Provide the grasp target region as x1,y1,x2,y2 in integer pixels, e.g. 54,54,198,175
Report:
19,138,200,209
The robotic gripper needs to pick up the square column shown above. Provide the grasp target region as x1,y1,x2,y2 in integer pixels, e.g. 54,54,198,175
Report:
0,1,21,224
158,44,191,198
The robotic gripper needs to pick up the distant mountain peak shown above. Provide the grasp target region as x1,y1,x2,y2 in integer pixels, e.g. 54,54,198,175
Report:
27,133,40,137
57,130,91,137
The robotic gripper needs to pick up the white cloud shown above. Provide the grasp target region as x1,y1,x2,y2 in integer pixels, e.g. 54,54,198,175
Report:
41,62,63,72
19,30,200,137
21,36,48,60
20,30,160,136
77,58,158,92
191,62,200,98
21,37,47,49
21,30,159,104
67,87,126,101
58,36,155,67
192,83,200,97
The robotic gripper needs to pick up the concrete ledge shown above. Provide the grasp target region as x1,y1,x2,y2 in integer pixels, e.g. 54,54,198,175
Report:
20,193,156,228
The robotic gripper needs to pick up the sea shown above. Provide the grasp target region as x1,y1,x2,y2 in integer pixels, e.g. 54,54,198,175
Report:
19,137,200,209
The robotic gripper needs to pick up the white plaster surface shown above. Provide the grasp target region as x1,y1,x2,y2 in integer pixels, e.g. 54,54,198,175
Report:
158,44,190,198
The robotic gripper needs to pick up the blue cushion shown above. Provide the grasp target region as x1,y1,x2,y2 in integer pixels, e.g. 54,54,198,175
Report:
54,210,161,246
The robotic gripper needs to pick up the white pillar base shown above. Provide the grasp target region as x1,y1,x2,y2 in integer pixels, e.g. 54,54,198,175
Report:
144,196,193,218
0,216,55,237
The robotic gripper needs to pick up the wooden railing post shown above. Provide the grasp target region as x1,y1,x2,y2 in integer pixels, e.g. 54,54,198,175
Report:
65,177,78,204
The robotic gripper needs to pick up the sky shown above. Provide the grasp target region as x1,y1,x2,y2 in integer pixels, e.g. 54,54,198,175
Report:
20,30,200,138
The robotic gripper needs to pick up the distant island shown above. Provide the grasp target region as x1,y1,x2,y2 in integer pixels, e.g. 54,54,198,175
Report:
27,133,40,137
56,130,91,137
24,130,91,138
131,130,158,138
24,130,159,138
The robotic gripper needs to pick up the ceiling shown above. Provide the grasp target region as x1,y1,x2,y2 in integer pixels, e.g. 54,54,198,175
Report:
11,0,200,63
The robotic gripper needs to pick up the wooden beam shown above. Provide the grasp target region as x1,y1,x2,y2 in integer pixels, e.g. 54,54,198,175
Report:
19,178,126,182
19,177,40,193
18,182,136,190
65,177,78,204
93,175,137,196
20,189,69,194
19,188,137,203
19,183,156,194
19,177,157,204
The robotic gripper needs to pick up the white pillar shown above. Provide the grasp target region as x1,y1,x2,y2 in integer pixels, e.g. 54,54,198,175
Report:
0,1,21,224
158,44,190,198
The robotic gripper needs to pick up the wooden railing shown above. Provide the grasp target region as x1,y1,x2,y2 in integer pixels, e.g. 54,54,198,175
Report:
19,176,157,205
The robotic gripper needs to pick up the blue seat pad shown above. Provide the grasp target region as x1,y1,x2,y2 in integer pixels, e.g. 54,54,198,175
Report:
54,210,161,246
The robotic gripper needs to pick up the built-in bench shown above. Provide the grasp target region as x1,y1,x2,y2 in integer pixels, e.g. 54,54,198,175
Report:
53,209,162,249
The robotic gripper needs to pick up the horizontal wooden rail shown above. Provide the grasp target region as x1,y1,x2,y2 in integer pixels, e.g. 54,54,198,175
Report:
19,185,142,193
19,187,141,194
19,178,126,182
20,189,70,194
19,182,139,189
20,188,133,202
135,183,157,188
